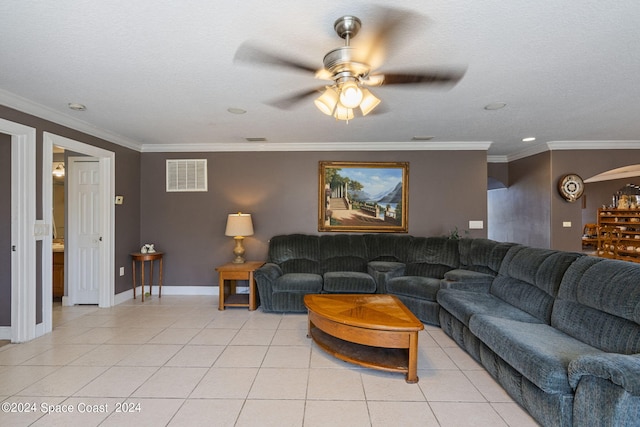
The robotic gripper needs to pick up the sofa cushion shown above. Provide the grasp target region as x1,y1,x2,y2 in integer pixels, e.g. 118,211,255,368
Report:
443,269,495,284
363,234,412,262
320,235,368,272
268,234,321,275
273,273,323,292
491,246,583,323
469,314,603,394
438,289,543,327
406,236,459,270
367,261,406,294
552,256,640,354
458,238,515,275
387,276,440,301
323,271,376,293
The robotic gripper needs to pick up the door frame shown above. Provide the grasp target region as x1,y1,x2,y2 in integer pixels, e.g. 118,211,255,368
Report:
1,118,36,343
43,133,115,321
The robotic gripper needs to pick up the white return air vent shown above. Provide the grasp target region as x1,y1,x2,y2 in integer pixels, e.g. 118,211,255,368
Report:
166,159,208,192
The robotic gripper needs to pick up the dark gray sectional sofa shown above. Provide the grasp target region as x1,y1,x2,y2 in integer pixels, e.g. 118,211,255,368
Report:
254,233,640,426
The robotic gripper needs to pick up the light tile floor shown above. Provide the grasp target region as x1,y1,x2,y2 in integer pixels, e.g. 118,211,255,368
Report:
0,296,540,426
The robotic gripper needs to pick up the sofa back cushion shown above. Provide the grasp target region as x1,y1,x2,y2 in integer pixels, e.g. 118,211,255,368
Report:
491,245,583,323
268,234,321,275
404,237,459,278
363,234,412,262
320,235,368,272
552,256,640,354
458,238,515,275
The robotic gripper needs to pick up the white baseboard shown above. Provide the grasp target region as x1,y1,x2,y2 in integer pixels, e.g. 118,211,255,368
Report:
0,326,11,340
114,285,246,305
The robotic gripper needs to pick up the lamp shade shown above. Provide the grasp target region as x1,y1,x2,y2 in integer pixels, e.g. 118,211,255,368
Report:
314,87,339,116
333,105,354,121
359,88,381,116
225,213,254,237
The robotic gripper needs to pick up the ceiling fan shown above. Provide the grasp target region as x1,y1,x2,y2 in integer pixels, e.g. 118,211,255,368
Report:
234,7,465,122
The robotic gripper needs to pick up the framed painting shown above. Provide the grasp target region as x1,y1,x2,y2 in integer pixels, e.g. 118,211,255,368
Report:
318,161,409,233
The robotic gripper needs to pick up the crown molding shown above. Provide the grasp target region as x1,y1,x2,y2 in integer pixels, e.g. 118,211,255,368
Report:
0,89,143,152
140,141,493,152
547,140,640,150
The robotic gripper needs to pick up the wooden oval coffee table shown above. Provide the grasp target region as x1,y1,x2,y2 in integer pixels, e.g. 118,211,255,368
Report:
304,294,424,383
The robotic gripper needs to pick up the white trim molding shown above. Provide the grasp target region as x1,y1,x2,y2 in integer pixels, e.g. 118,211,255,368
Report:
0,327,11,340
1,118,37,343
44,133,116,309
114,286,223,305
141,141,493,153
0,88,142,152
547,140,640,150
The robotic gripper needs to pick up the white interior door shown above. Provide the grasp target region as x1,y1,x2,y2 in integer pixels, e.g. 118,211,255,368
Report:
68,156,102,304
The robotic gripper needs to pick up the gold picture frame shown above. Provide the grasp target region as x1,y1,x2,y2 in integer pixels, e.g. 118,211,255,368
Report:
318,161,409,233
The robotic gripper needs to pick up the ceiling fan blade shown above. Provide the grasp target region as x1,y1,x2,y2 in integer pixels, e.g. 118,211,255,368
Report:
234,42,319,74
366,69,466,87
358,6,427,69
267,87,324,110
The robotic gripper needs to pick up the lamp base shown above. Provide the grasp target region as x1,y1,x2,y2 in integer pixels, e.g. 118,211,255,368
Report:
232,236,246,264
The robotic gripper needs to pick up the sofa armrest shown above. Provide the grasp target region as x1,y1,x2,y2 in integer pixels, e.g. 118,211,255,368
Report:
367,261,406,293
441,269,494,292
254,263,283,284
569,353,640,395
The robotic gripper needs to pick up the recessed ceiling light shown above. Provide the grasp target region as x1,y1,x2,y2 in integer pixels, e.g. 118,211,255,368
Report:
245,137,267,142
411,136,435,141
484,102,507,110
68,103,86,111
522,137,536,142
227,107,247,114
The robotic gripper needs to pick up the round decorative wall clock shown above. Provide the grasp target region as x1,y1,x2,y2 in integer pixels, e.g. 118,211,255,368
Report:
558,173,584,202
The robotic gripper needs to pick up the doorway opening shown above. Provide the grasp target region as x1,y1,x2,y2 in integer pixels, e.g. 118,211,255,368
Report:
42,133,115,336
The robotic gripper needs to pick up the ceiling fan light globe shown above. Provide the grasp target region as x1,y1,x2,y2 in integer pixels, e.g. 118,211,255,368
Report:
339,82,363,108
314,87,339,116
359,89,381,116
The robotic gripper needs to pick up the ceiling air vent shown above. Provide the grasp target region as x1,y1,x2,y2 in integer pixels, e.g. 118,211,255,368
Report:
166,159,208,192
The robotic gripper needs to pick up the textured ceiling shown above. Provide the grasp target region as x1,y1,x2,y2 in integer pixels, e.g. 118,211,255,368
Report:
1,1,639,159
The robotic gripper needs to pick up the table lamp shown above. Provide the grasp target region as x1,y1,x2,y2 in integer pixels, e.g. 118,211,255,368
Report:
225,212,254,263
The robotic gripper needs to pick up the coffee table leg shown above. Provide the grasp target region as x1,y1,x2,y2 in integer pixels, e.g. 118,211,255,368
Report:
406,331,419,383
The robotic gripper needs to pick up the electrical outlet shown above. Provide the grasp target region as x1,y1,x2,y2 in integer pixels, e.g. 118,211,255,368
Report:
563,221,572,228
119,267,125,276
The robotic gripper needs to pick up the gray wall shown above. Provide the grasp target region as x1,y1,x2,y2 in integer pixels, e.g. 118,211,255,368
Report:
551,149,640,251
140,150,489,286
0,133,11,326
0,105,142,315
488,152,551,248
488,149,640,252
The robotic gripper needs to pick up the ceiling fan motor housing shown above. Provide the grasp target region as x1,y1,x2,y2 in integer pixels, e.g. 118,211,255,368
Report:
334,16,361,40
323,47,369,80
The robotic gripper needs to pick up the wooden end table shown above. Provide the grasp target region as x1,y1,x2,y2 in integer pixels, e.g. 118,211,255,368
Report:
130,252,164,302
215,261,264,311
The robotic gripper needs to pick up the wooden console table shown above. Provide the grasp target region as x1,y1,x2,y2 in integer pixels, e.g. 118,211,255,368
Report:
216,261,264,311
131,252,164,302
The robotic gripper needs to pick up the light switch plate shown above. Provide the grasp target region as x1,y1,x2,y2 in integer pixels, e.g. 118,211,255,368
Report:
563,221,572,228
115,195,124,205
